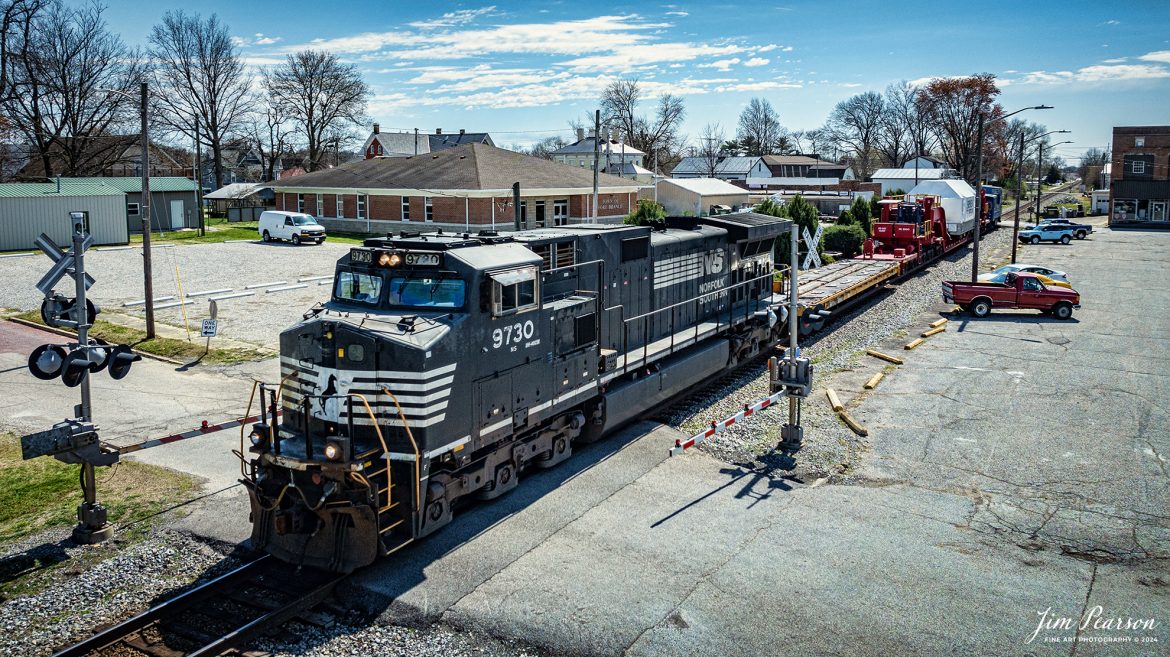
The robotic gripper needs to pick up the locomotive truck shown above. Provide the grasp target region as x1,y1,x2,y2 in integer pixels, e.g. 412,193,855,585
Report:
241,214,791,572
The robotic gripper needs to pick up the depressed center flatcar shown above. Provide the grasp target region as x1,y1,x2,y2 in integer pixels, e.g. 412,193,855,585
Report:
241,213,791,572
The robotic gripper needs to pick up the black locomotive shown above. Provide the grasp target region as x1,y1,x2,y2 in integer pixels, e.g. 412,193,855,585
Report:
242,213,791,572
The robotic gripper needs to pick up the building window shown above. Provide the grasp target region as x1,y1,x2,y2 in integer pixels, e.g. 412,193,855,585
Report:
297,193,304,213
316,194,324,218
425,197,433,222
1132,161,1146,174
1135,136,1145,147
357,194,367,219
553,200,568,226
401,197,410,221
127,202,140,216
336,195,344,218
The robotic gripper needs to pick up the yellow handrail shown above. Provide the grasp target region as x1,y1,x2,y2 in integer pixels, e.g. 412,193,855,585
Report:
349,393,393,513
381,386,422,514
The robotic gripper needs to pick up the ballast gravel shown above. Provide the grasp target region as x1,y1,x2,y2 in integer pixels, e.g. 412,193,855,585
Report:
663,226,1014,474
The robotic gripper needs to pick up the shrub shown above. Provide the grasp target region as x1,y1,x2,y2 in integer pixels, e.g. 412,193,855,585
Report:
837,208,854,225
823,224,866,258
850,195,872,235
624,199,666,226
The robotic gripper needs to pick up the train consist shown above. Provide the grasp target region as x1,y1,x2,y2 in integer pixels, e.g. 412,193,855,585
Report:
790,180,1002,335
242,214,791,572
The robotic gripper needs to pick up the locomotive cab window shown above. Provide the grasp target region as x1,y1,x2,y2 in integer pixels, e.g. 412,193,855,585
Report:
334,271,383,305
489,266,539,316
388,276,465,309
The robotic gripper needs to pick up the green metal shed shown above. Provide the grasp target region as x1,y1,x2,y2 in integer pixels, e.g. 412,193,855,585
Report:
0,182,128,251
63,177,200,233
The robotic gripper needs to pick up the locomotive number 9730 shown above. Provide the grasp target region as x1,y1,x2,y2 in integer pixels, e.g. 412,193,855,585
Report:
492,320,535,350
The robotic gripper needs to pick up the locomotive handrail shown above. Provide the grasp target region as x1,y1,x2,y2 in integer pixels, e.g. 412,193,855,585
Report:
380,386,422,515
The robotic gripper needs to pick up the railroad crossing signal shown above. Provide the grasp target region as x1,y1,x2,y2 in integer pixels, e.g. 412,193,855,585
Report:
801,225,823,270
34,231,94,296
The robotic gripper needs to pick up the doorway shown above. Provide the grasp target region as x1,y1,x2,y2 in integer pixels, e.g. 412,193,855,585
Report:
1152,201,1168,222
170,199,185,229
535,201,546,228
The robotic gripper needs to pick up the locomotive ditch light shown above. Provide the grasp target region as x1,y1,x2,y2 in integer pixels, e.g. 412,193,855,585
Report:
28,344,68,380
378,252,401,267
323,441,342,461
249,423,271,449
107,344,141,380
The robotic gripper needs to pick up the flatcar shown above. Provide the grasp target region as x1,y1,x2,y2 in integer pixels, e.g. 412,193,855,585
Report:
241,214,791,572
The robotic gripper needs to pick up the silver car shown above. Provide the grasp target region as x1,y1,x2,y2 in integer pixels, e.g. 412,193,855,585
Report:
987,263,1069,283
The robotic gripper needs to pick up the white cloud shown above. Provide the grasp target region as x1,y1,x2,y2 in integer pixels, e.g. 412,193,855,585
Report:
756,44,777,53
1139,50,1170,63
744,57,769,67
665,11,689,16
1009,63,1170,85
407,64,567,90
697,57,741,71
234,33,282,47
409,6,497,29
565,44,743,72
715,81,801,92
1101,57,1127,64
1104,19,1120,25
254,33,281,45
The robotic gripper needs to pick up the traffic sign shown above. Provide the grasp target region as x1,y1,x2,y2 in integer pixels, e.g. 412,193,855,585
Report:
34,233,94,295
802,225,824,270
201,319,218,337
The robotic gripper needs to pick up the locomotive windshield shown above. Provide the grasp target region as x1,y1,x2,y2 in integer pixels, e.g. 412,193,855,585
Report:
335,271,383,305
388,276,465,309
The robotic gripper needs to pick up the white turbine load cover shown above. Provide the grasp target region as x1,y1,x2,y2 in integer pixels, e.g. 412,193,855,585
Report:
907,179,978,236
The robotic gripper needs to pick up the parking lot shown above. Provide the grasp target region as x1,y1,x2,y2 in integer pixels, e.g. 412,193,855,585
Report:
0,238,349,348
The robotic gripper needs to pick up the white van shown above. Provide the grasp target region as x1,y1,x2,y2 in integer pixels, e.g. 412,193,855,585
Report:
258,211,327,245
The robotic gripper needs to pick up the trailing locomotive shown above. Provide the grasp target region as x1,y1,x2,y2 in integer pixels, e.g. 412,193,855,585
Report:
241,214,790,572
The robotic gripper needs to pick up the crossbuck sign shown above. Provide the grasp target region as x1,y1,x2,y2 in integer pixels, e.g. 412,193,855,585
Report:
35,233,94,295
801,224,824,270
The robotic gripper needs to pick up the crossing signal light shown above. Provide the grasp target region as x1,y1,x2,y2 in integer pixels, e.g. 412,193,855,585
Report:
28,344,68,380
107,344,140,380
60,350,91,388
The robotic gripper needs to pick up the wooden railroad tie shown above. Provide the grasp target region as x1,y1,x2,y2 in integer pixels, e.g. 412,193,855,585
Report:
921,325,946,338
838,410,868,437
864,372,884,389
866,350,903,365
826,388,844,412
904,338,925,350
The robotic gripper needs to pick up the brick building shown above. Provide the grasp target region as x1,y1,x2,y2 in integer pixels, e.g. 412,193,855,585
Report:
1109,126,1170,226
271,144,641,234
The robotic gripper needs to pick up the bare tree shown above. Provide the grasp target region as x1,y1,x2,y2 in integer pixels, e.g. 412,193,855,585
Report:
525,135,567,160
697,122,725,176
0,0,44,103
3,1,143,178
824,91,885,179
736,97,784,156
1078,147,1108,187
600,78,685,172
148,10,252,190
917,74,1003,183
267,50,369,172
247,89,293,182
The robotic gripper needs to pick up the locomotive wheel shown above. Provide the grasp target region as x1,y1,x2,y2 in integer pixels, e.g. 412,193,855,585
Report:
537,436,572,469
476,463,518,501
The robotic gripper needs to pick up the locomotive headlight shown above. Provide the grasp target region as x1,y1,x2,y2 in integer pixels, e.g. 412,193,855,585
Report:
324,441,342,461
378,253,401,267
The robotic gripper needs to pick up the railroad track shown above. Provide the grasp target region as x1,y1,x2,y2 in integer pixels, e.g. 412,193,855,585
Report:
51,555,345,657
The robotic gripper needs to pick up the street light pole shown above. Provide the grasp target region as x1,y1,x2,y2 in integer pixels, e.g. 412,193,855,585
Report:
140,82,155,339
1013,130,1069,263
969,105,1052,281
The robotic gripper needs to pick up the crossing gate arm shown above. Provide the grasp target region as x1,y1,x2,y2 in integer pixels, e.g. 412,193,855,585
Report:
670,391,786,456
118,411,283,454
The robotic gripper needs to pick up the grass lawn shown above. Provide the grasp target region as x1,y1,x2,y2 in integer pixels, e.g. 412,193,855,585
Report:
130,219,368,246
13,310,270,365
0,432,198,595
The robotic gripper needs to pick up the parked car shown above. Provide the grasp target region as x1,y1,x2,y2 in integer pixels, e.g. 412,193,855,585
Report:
258,211,327,245
986,263,1069,283
978,271,1071,289
942,272,1080,319
1023,218,1093,239
1018,224,1075,244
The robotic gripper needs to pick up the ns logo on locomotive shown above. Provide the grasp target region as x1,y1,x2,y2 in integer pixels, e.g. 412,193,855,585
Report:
242,215,790,572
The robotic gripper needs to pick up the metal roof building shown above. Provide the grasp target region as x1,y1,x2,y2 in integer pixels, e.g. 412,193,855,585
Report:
655,177,751,216
0,181,127,251
58,177,200,232
870,167,958,194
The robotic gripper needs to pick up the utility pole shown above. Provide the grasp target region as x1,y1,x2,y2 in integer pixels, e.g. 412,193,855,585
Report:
970,113,984,282
591,109,600,223
1012,133,1024,263
194,121,205,237
414,127,419,156
140,81,155,339
1035,141,1045,222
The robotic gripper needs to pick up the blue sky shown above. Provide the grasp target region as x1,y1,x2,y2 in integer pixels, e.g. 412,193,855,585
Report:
97,0,1170,164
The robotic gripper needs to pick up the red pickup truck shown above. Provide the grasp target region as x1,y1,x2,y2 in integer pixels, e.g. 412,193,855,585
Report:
942,272,1080,319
